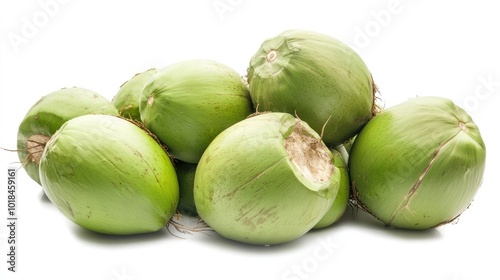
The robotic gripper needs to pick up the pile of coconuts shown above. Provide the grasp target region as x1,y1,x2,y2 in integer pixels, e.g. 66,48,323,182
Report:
16,29,486,245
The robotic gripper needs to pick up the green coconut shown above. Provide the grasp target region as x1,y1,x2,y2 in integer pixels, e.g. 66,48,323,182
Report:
112,68,157,121
39,114,179,235
247,29,376,146
194,112,340,245
17,87,118,185
313,149,350,229
349,96,486,230
175,161,198,216
140,59,253,163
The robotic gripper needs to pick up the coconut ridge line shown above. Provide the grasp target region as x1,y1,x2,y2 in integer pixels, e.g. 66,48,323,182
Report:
348,96,486,230
386,138,451,227
386,121,471,227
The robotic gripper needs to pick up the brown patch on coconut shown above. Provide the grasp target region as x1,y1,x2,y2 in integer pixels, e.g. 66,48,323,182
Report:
371,74,384,117
284,119,334,183
1,134,50,169
26,134,51,164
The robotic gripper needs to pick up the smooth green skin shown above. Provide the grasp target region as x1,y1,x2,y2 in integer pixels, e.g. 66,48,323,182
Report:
39,115,179,235
112,68,157,121
247,29,374,146
194,113,340,245
313,149,350,229
175,161,198,216
140,60,253,163
349,96,486,230
17,87,118,185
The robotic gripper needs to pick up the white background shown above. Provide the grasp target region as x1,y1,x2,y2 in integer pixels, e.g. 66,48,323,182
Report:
1,1,499,280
